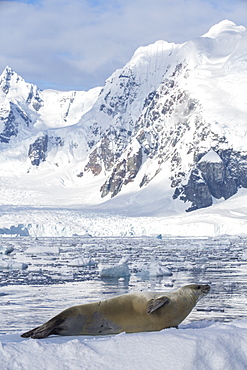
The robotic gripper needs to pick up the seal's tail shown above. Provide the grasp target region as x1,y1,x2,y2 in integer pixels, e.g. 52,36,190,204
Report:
21,318,65,339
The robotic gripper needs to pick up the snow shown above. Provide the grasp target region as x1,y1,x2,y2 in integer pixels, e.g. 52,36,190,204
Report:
0,321,247,370
0,66,101,131
36,86,101,130
202,20,245,39
0,184,247,238
198,149,222,163
184,21,247,150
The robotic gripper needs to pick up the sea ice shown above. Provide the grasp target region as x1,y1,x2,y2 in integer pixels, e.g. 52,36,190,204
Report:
99,256,130,278
136,258,173,278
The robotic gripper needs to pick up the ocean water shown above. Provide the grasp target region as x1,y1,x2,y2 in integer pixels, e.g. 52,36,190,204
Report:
0,235,246,334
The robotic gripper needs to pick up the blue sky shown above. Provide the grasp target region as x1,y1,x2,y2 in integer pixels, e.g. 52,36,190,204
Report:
0,0,247,90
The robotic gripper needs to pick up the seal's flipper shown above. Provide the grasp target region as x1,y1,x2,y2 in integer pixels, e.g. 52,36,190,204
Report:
21,318,65,339
21,326,41,338
21,325,53,339
21,322,57,339
147,296,170,314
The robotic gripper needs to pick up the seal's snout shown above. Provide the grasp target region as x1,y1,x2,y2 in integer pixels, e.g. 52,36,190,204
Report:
202,284,210,294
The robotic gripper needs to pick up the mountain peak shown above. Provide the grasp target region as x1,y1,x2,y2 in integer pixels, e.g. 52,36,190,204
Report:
2,65,14,74
0,65,25,95
202,20,246,39
0,65,20,81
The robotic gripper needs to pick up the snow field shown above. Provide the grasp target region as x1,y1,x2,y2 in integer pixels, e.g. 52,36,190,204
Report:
0,321,247,370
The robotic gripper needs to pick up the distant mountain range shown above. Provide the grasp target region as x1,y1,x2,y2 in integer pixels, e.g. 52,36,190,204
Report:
1,19,247,216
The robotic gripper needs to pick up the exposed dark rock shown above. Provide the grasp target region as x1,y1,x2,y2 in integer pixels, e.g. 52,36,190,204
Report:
139,174,149,188
198,160,237,199
125,148,142,184
218,149,247,188
16,105,32,127
49,136,65,147
28,135,48,166
101,71,139,117
174,149,246,211
84,127,131,176
143,91,156,108
0,66,15,95
0,109,18,143
179,169,213,212
101,160,126,198
84,148,102,176
172,62,183,77
0,102,31,143
100,148,142,197
26,86,43,111
77,172,84,178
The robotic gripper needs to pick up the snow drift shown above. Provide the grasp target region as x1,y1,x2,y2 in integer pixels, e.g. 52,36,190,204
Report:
1,321,247,370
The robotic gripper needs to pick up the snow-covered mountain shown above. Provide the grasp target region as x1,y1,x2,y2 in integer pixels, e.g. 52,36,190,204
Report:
1,20,247,236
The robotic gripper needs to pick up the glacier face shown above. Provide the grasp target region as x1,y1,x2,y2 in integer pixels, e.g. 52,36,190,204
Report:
0,20,247,217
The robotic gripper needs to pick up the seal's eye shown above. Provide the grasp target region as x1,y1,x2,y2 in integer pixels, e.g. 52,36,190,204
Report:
196,285,201,290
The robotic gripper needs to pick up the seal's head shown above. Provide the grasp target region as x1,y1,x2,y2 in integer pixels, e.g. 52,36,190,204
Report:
182,284,210,302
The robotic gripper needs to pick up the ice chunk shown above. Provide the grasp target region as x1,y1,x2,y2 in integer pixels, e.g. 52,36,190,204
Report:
24,245,60,255
99,256,130,278
137,258,173,278
0,245,14,255
0,258,28,270
68,256,98,268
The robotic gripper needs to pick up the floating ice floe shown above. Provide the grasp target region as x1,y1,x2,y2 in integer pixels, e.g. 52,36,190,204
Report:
0,258,28,270
0,245,14,255
241,251,247,260
24,245,60,255
99,256,130,278
68,256,98,268
136,258,173,278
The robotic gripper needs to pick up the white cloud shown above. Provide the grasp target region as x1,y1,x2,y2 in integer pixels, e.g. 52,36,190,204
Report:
0,0,246,90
